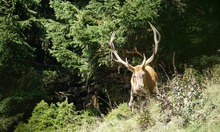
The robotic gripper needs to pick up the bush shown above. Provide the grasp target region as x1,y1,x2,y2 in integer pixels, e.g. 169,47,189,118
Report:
158,67,219,126
105,103,132,121
0,114,23,132
15,100,97,132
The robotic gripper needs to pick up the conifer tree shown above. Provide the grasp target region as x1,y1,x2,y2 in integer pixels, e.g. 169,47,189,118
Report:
0,0,45,131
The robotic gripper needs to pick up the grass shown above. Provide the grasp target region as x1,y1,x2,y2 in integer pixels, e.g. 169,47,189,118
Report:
187,83,220,132
79,65,220,132
15,65,219,132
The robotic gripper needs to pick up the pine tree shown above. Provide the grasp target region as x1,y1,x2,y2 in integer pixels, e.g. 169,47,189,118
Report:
0,0,45,131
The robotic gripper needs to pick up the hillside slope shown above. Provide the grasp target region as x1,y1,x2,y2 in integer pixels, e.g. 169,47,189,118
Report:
81,65,220,132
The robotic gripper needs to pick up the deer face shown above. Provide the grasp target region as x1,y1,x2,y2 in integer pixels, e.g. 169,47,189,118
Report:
132,65,146,90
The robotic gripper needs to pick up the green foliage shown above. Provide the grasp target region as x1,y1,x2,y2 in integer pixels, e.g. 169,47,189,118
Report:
80,65,220,132
91,103,139,132
192,55,220,70
45,0,161,80
0,0,43,95
184,67,220,132
0,0,46,86
159,0,219,69
0,12,34,72
137,107,155,130
88,102,159,132
0,0,219,131
105,103,132,121
158,66,219,128
0,0,42,70
0,0,48,131
208,64,220,84
15,100,97,132
0,114,23,132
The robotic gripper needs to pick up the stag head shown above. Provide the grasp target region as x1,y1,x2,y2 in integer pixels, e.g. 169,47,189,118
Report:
109,22,160,75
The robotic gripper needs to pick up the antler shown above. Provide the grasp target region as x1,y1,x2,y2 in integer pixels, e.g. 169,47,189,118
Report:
109,22,160,69
109,32,134,72
144,22,161,65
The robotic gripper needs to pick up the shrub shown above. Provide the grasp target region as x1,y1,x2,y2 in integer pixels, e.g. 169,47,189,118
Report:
0,114,23,132
158,67,218,126
137,109,155,130
15,100,97,132
204,64,220,85
105,103,132,121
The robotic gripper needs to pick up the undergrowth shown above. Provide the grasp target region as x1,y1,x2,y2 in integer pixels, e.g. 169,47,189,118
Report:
14,65,220,132
84,64,220,132
15,100,97,132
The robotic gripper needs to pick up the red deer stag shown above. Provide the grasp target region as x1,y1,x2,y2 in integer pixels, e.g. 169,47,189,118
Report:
109,22,161,112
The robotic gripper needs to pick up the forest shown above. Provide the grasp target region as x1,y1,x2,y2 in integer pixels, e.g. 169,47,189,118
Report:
0,0,219,131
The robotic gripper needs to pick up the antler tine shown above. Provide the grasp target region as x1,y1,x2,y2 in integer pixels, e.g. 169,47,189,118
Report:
109,31,116,49
148,22,161,55
141,54,146,67
109,32,134,71
145,22,161,65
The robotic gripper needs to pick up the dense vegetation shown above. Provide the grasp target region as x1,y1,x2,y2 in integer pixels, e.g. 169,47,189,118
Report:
0,0,219,131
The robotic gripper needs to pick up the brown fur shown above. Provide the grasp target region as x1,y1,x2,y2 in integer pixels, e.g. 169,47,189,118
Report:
129,65,158,112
